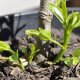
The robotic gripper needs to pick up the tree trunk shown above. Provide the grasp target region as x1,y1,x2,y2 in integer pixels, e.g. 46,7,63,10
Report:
39,0,56,31
36,0,56,59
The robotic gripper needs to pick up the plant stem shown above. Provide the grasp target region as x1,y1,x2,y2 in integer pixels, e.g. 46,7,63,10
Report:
50,39,64,49
9,49,15,54
18,59,24,71
53,29,70,63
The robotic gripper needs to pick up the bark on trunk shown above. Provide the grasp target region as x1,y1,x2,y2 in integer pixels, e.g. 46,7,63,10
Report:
38,0,56,31
36,0,56,58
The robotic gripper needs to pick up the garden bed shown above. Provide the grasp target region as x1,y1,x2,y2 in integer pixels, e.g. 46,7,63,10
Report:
0,27,80,80
0,0,80,79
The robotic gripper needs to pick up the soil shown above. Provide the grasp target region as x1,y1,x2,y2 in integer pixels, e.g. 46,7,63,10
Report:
0,28,80,80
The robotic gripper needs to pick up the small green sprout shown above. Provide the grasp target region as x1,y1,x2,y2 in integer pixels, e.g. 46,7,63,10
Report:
62,48,80,66
25,28,64,49
21,43,39,64
25,0,80,66
48,0,80,63
62,57,78,67
0,41,25,70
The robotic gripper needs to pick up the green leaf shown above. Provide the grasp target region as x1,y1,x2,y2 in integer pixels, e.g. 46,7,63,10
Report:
72,57,78,65
63,57,72,66
25,29,39,36
73,20,80,29
21,44,37,64
21,43,39,64
9,51,19,62
72,15,77,26
0,41,11,52
39,28,64,48
48,3,64,23
66,12,79,29
55,0,61,6
71,13,80,29
39,29,52,41
61,0,67,20
29,44,36,53
54,7,63,20
21,46,27,54
28,44,39,64
73,48,80,58
63,57,78,66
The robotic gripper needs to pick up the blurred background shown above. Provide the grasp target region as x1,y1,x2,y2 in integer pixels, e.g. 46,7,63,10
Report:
67,0,80,7
0,0,80,40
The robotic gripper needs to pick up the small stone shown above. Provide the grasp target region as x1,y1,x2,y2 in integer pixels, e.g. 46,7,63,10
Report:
10,67,22,76
4,66,12,75
35,54,46,63
31,61,37,66
0,71,4,79
20,58,28,66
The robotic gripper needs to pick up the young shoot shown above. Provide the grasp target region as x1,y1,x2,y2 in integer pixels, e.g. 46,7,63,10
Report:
0,41,25,70
48,0,80,63
62,48,80,66
21,43,39,64
25,0,80,66
25,28,63,49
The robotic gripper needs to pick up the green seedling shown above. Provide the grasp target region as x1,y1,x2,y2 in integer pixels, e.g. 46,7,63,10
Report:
0,41,25,70
21,43,39,64
62,48,80,66
25,28,63,48
48,0,80,63
25,0,80,66
62,57,78,67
